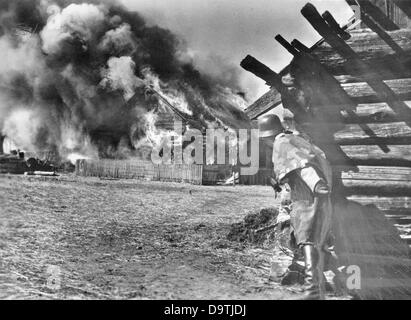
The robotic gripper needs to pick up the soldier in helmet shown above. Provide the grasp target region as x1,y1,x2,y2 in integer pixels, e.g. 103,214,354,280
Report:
259,113,333,299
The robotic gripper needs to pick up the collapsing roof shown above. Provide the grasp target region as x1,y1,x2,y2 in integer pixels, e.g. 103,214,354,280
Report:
244,0,411,120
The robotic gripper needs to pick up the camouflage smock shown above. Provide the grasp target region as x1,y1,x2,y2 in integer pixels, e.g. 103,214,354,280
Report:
272,132,332,187
272,132,333,247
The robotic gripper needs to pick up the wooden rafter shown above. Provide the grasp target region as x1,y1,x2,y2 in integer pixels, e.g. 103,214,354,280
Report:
391,0,411,20
356,0,400,30
322,11,351,40
301,3,411,128
361,11,405,57
240,55,309,120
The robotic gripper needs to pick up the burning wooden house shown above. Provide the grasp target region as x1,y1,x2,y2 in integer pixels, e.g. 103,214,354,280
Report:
75,85,239,184
241,0,411,298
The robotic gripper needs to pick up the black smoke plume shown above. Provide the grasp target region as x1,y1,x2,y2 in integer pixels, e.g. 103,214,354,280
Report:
0,0,250,162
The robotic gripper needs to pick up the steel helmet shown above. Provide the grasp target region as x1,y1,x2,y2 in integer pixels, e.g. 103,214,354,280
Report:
258,114,283,138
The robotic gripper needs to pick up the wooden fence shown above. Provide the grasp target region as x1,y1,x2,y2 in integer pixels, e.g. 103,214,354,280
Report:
75,159,203,185
75,159,273,186
202,164,234,185
239,168,272,185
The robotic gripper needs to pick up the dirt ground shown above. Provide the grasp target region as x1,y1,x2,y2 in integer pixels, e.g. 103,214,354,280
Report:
0,174,315,300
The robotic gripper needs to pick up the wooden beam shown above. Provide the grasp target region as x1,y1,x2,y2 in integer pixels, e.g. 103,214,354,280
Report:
340,166,411,197
304,121,411,145
341,78,411,102
392,0,411,20
246,30,411,121
246,29,411,118
341,165,411,181
322,11,351,40
312,30,411,78
245,89,282,120
291,39,310,53
240,54,309,119
338,144,411,166
341,166,411,198
356,0,400,31
275,34,300,56
361,12,405,57
320,28,411,54
275,34,355,114
240,55,285,90
340,101,411,123
276,34,396,154
301,3,411,128
335,75,372,84
0,135,4,154
277,34,403,154
347,195,411,212
342,179,411,196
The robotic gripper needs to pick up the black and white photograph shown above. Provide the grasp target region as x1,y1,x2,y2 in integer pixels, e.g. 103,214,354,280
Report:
0,0,411,303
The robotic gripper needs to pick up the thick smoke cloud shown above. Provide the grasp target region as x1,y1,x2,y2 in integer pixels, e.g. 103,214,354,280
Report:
0,0,250,161
121,0,354,100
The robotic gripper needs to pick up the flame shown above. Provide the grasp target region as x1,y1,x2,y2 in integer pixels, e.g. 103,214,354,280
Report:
66,153,91,165
0,1,250,163
141,69,192,115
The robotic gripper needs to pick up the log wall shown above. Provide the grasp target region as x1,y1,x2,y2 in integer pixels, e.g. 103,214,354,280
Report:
296,8,411,251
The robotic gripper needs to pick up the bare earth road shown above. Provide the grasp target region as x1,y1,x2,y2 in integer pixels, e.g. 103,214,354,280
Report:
0,174,298,300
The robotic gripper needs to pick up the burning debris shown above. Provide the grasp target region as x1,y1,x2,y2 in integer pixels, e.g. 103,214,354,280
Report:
0,0,250,165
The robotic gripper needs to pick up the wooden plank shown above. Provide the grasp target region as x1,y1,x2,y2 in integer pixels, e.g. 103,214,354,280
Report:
336,145,411,166
245,31,411,119
329,121,411,144
335,75,365,83
342,179,411,196
311,29,411,77
347,195,411,211
360,11,405,56
392,0,411,20
276,35,356,121
302,4,411,126
356,0,400,31
291,39,310,53
302,121,411,145
241,55,308,120
245,88,282,119
322,11,351,40
340,101,411,123
340,166,411,195
341,78,411,103
240,55,285,91
340,165,411,181
0,136,4,154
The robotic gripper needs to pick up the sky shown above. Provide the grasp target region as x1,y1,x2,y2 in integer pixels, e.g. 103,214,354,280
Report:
120,0,354,102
